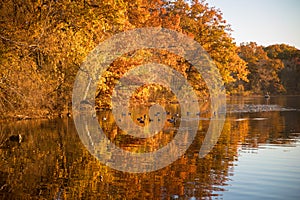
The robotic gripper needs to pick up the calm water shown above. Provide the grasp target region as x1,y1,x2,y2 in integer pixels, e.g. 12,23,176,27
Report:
0,96,299,199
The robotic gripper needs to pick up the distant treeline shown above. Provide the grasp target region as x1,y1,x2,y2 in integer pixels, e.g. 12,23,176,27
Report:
238,42,300,95
0,0,299,119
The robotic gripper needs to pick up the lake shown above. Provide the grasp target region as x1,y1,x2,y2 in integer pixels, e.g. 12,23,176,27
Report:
0,96,299,199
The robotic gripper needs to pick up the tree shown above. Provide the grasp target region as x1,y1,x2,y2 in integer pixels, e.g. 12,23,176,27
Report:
239,42,285,94
178,0,249,86
117,0,249,94
1,0,253,117
265,44,300,94
0,0,129,118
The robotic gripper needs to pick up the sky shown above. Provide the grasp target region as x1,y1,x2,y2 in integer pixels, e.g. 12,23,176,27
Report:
205,0,300,49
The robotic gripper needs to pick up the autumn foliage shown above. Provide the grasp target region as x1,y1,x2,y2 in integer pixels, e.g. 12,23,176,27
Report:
0,0,299,119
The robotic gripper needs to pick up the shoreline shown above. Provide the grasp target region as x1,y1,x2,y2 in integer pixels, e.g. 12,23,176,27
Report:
1,95,299,122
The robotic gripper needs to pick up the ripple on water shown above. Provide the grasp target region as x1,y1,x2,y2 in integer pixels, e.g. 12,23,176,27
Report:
217,141,300,200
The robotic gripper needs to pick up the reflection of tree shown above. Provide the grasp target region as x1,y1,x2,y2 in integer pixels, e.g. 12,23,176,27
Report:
0,107,299,199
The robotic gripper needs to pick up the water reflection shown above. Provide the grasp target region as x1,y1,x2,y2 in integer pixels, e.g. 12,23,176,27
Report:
0,96,300,199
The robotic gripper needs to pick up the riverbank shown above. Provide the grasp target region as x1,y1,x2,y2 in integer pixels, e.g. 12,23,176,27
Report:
2,94,299,122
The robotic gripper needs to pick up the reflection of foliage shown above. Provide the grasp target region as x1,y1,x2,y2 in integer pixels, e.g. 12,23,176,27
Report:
1,102,299,199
